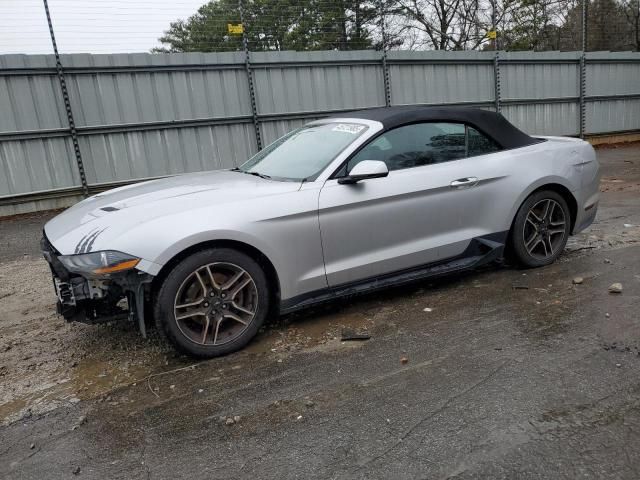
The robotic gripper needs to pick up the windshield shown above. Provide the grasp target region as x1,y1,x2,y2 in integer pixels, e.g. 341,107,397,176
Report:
238,122,368,181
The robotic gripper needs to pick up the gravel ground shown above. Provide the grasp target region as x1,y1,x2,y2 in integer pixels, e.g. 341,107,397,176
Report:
0,143,639,479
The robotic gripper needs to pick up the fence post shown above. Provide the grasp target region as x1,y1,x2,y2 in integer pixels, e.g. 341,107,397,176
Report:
582,0,588,52
579,55,587,138
42,0,89,196
579,0,587,138
379,0,391,107
239,0,262,150
493,51,501,113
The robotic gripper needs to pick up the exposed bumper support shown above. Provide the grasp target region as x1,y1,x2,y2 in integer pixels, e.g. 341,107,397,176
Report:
41,234,153,336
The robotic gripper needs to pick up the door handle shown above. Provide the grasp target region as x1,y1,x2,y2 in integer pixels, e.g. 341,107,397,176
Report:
450,177,478,189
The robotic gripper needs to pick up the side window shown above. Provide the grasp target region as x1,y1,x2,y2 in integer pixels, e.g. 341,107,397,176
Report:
347,122,466,173
467,126,500,157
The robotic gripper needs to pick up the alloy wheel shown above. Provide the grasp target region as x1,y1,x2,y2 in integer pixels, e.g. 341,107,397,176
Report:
173,262,258,346
522,198,566,260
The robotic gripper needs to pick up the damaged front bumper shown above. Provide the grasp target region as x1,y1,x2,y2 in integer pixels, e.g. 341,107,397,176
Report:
41,234,153,336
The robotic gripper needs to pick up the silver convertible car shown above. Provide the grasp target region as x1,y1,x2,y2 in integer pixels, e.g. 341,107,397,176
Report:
42,107,600,357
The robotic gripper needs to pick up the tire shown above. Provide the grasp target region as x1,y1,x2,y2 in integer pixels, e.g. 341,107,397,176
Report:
154,248,270,358
510,190,571,268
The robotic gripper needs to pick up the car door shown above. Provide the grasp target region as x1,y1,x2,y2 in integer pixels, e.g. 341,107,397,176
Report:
429,125,507,259
318,122,467,287
318,122,508,288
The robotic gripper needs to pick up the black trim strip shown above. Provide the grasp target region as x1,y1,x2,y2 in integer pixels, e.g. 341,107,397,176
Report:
280,232,507,314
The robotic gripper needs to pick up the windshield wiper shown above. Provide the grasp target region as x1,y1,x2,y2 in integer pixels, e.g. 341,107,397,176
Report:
243,170,271,179
230,167,273,180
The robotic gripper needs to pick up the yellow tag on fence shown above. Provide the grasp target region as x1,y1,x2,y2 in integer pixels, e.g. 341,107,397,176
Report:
227,23,244,34
487,30,497,39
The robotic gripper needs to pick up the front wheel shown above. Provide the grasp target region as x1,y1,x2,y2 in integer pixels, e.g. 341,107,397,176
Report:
510,190,571,268
154,248,270,358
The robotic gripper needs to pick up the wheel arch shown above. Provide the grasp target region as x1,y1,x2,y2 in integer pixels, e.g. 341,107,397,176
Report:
509,180,578,234
503,181,578,262
150,239,281,309
530,183,578,232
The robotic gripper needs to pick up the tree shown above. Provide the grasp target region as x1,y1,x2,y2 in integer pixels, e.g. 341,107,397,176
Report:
497,0,569,50
621,0,640,49
387,0,488,50
156,0,640,53
557,0,633,50
155,0,242,52
155,0,380,52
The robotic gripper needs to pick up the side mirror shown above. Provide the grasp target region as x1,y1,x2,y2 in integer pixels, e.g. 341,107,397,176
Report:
338,160,389,184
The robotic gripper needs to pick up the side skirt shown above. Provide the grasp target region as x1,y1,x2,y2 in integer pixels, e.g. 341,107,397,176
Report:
279,232,507,315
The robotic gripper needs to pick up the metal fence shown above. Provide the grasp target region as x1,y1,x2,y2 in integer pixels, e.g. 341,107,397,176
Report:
1,48,640,216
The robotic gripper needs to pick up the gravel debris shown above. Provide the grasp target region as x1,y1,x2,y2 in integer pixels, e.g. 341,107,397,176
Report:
608,283,623,293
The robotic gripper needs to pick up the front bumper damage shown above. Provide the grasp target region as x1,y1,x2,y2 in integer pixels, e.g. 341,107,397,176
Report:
41,234,153,337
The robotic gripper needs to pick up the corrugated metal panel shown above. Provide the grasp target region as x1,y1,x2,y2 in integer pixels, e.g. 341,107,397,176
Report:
0,54,57,70
260,118,322,146
586,59,640,97
388,51,494,105
0,75,66,132
389,50,495,62
499,51,581,62
62,53,251,126
252,51,384,114
586,99,640,134
502,103,580,136
0,136,81,195
390,63,494,105
501,63,579,100
250,50,382,64
584,53,640,133
80,124,257,184
0,55,67,132
61,51,246,68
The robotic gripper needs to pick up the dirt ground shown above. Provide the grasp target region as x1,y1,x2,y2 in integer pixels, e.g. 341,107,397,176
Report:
0,256,375,426
1,143,639,479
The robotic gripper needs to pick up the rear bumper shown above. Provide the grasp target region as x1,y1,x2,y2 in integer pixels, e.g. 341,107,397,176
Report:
572,177,600,235
573,199,598,234
572,146,600,235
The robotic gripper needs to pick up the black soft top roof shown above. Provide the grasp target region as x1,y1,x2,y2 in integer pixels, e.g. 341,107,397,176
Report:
331,106,542,149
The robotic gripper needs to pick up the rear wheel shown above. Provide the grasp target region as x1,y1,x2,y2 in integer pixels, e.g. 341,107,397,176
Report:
154,248,270,358
510,190,571,268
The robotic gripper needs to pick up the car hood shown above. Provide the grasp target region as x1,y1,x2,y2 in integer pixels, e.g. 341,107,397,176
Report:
44,170,301,254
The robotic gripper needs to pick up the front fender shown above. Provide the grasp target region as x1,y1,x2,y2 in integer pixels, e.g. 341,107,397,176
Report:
151,228,280,275
116,198,326,301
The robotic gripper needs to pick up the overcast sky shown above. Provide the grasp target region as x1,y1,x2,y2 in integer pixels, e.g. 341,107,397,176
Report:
0,0,206,54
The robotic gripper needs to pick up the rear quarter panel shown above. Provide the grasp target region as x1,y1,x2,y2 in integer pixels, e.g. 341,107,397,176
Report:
468,139,585,241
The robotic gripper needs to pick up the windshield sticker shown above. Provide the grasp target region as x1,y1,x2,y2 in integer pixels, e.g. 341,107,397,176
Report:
332,124,365,135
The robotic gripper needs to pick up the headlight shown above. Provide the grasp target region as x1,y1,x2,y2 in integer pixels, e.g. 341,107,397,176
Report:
59,251,140,276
